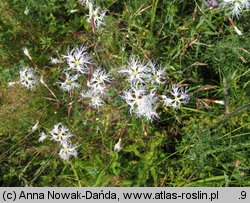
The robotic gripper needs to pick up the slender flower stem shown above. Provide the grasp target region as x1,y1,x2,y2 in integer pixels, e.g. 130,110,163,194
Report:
91,16,95,33
223,76,230,114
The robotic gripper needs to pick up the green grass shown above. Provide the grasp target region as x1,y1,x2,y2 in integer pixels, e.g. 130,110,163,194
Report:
0,0,249,186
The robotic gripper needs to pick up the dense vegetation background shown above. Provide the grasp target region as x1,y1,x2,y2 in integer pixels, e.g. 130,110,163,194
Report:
0,0,249,186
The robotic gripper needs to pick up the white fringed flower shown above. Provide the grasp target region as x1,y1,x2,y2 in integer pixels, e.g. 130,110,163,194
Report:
86,4,106,29
60,73,80,92
81,68,110,109
81,89,104,109
19,67,37,89
123,87,158,121
147,61,166,85
119,56,150,85
134,90,159,121
59,141,78,161
122,86,146,114
162,84,190,109
88,69,111,95
62,45,92,74
220,0,250,17
49,123,73,144
138,91,159,121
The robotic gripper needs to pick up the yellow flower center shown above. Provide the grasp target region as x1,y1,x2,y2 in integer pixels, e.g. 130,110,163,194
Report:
132,67,138,76
24,76,30,82
74,60,80,67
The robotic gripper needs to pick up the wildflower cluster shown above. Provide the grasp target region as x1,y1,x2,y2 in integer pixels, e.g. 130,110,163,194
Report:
57,45,111,109
17,48,39,89
13,0,235,160
81,68,111,109
119,56,190,121
58,45,90,93
49,123,78,161
31,122,78,161
2,0,249,188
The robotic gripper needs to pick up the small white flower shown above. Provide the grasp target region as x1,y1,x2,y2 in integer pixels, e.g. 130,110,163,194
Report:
50,123,73,144
31,121,39,133
86,6,106,29
122,87,158,121
19,67,37,89
80,69,111,109
8,81,18,87
114,138,122,152
23,47,32,60
59,141,78,161
136,90,159,121
162,84,190,109
88,69,111,95
91,69,111,85
119,56,150,85
220,0,250,18
38,131,47,142
60,73,80,92
81,89,104,109
122,86,146,114
62,45,92,74
24,7,29,15
50,57,61,64
161,96,173,106
147,61,166,85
